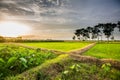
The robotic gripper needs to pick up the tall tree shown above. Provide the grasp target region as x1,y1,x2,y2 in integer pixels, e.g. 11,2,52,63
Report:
91,25,101,41
72,36,76,40
102,23,116,41
74,29,81,40
75,28,90,41
81,28,90,40
117,21,120,31
86,26,93,40
97,23,105,41
111,23,117,39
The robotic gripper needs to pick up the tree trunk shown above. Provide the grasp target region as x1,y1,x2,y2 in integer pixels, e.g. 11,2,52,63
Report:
101,35,102,41
107,37,109,42
97,33,99,42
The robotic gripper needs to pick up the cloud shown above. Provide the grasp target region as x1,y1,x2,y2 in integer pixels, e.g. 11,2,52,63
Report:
0,0,71,23
0,0,120,39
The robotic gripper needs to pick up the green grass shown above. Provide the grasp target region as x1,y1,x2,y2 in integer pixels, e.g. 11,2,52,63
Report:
55,61,120,80
22,42,91,52
84,43,120,60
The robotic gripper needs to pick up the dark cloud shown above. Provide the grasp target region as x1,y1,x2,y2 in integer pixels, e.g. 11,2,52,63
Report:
0,0,120,39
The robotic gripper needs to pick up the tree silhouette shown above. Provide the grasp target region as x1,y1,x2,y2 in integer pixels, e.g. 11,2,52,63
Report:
74,21,119,41
117,21,120,31
74,29,81,40
0,36,5,42
72,36,76,40
102,23,116,41
86,27,93,40
74,28,88,41
93,25,101,41
82,28,90,40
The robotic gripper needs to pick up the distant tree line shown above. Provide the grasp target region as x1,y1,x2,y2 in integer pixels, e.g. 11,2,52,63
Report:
73,21,120,41
0,36,22,42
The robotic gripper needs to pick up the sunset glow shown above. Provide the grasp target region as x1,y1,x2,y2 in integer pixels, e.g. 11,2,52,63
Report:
0,21,31,37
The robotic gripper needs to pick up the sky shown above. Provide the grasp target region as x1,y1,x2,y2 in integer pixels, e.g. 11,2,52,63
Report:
0,0,120,40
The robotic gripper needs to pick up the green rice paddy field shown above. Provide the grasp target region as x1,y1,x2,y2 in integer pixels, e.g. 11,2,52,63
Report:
0,42,120,80
22,42,91,52
84,43,120,60
22,42,120,60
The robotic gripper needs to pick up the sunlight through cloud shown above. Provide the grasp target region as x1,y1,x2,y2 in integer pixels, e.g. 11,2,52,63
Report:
0,21,31,37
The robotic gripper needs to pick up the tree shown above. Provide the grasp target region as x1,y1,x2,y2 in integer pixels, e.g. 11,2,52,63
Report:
74,21,119,41
91,25,101,41
102,23,116,41
97,23,105,41
74,29,81,40
0,36,5,42
117,21,120,31
75,28,90,41
86,26,93,40
111,23,117,39
72,36,76,40
82,28,90,40
86,27,93,33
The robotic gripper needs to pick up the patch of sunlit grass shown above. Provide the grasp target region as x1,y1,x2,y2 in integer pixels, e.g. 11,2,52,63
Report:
84,43,120,60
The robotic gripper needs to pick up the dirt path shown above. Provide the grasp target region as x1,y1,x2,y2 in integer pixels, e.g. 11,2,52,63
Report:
69,42,96,55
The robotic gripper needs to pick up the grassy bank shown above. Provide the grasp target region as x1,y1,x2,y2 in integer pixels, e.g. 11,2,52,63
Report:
6,56,120,80
84,43,120,60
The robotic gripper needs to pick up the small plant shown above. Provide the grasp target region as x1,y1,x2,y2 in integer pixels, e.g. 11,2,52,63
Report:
101,63,111,72
60,64,81,80
101,63,111,77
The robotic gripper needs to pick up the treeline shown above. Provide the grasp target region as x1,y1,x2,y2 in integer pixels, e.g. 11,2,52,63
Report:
0,36,65,42
73,21,120,41
18,40,64,43
0,36,22,42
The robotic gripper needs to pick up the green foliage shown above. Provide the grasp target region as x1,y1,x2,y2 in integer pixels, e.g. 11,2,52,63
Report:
0,44,57,79
101,63,111,72
7,57,18,67
61,64,81,80
5,54,69,80
57,62,120,80
0,58,5,68
101,63,111,77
